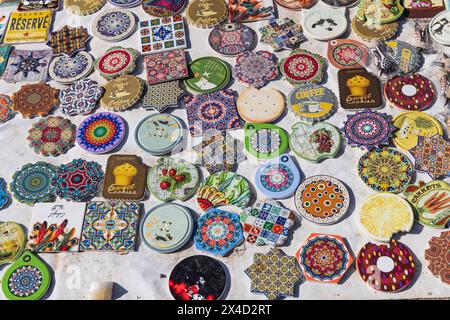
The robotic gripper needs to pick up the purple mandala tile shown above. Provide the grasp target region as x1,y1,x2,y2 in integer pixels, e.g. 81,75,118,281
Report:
233,50,279,88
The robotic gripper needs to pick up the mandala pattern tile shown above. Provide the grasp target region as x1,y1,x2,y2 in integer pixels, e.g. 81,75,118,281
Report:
95,47,138,80
259,18,305,51
142,0,185,17
228,0,275,23
425,231,450,284
93,9,136,42
139,15,186,54
301,7,348,41
3,49,52,83
0,222,26,266
65,0,106,16
18,0,59,10
59,79,104,116
209,23,256,56
47,25,91,56
48,51,94,84
143,81,184,112
0,94,15,125
245,248,303,300
187,0,227,27
144,49,188,85
327,39,368,69
279,49,326,86
289,85,336,122
233,51,279,88
100,75,144,111
244,123,289,160
409,134,450,179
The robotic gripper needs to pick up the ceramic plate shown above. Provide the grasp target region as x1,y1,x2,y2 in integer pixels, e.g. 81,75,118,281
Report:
49,51,94,84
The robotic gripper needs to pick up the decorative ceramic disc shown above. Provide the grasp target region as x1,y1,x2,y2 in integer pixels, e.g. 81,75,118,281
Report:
233,51,279,88
65,0,106,16
0,178,8,209
184,57,231,94
385,40,422,75
0,94,14,125
321,0,358,6
429,9,450,46
27,117,76,157
143,0,186,17
425,231,450,285
18,0,60,11
0,222,26,266
209,23,256,56
356,240,415,292
59,79,104,116
358,147,413,193
109,0,142,7
228,0,276,22
409,134,450,179
10,162,56,205
100,75,144,111
357,0,405,24
95,47,139,80
301,7,348,41
48,51,94,84
327,39,368,69
237,87,285,123
52,159,104,202
143,81,184,112
274,0,316,9
288,85,336,122
196,171,251,212
259,18,305,51
76,112,126,154
93,9,136,42
195,208,244,256
186,0,227,28
351,16,398,41
47,25,91,56
11,83,59,118
297,233,353,284
244,123,289,160
295,175,350,225
279,49,326,85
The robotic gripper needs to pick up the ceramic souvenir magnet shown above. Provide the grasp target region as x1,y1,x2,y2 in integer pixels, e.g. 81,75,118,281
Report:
92,9,136,42
10,162,56,205
0,14,8,42
52,159,104,202
143,81,184,112
2,251,51,300
169,255,227,300
301,7,348,41
194,207,244,256
343,111,395,149
297,233,353,284
255,154,301,199
358,147,413,193
429,9,450,46
77,112,126,154
259,18,305,51
288,85,336,122
358,193,414,241
244,123,289,160
295,175,350,225
135,113,185,155
19,0,59,10
184,57,232,94
139,15,187,55
0,222,26,266
404,180,450,229
425,231,450,285
233,51,279,88
100,75,144,111
357,240,415,292
65,0,106,16
236,87,285,123
144,49,188,85
27,116,76,157
0,177,9,209
279,49,326,86
46,25,91,56
404,0,444,18
3,10,53,44
338,68,382,110
245,248,303,300
148,157,200,202
385,40,422,75
59,79,104,116
196,171,251,211
0,45,12,76
327,39,369,70
321,0,358,6
274,0,316,10
351,16,398,41
409,134,450,179
357,0,404,24
109,0,143,6
209,23,256,56
289,122,341,162
95,47,138,81
80,201,140,252
228,0,275,22
0,94,15,125
3,49,52,83
48,51,94,84
142,0,186,17
187,0,228,28
11,83,59,119
140,203,194,253
184,90,241,136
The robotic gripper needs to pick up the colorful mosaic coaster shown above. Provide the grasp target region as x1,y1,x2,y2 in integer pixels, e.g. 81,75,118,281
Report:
52,159,104,202
409,134,450,179
233,50,279,88
3,49,52,83
77,112,126,154
48,51,94,84
244,123,289,160
100,75,144,111
93,8,136,42
10,162,56,205
327,39,368,69
18,0,60,10
245,248,302,300
59,79,103,116
259,18,305,51
0,94,15,125
0,177,9,209
187,0,227,27
0,45,12,76
3,10,53,44
209,23,256,56
425,231,450,285
301,7,348,41
11,83,59,118
0,222,26,266
95,47,138,80
142,0,185,17
47,25,91,56
144,49,188,85
279,49,326,86
289,85,337,122
297,233,353,284
143,81,184,112
80,201,140,252
228,0,275,23
27,116,76,157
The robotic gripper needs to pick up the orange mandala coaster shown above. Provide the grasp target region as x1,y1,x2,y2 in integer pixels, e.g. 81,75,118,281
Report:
11,83,59,118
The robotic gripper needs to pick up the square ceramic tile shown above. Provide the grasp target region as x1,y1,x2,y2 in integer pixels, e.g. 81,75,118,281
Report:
144,49,188,85
3,48,52,82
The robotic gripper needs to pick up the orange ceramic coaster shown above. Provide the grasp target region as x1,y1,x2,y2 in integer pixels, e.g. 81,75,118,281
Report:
11,83,59,118
327,39,368,70
425,231,450,285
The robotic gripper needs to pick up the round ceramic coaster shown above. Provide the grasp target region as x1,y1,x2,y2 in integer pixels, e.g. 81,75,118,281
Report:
0,178,8,210
321,0,358,6
392,111,443,151
259,18,305,51
65,0,106,16
351,17,398,41
197,171,251,211
290,122,341,163
52,159,104,201
184,57,231,94
169,255,227,300
288,85,336,122
425,231,450,285
343,111,395,150
135,113,185,155
2,251,51,300
143,0,186,17
0,222,26,266
385,73,435,111
59,79,104,116
148,157,200,202
109,0,142,7
274,0,316,10
95,47,139,80
356,0,404,24
237,87,285,123
301,7,348,41
48,51,94,84
295,175,350,225
279,49,326,86
429,10,450,46
76,112,126,154
140,203,193,254
255,154,301,199
10,162,56,205
296,233,353,283
327,39,368,69
11,83,59,119
357,240,415,292
385,40,422,75
186,0,227,28
92,9,136,42
143,81,184,112
358,147,413,193
244,123,289,160
209,23,255,56
194,208,244,256
233,51,279,89
27,116,76,157
100,75,144,111
0,94,15,125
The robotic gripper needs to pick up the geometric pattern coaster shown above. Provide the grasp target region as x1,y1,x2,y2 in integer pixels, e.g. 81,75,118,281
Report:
143,81,184,112
47,25,91,56
95,47,139,80
425,231,450,285
259,18,305,51
3,49,52,83
144,49,188,85
11,83,60,118
409,134,450,179
59,79,104,116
